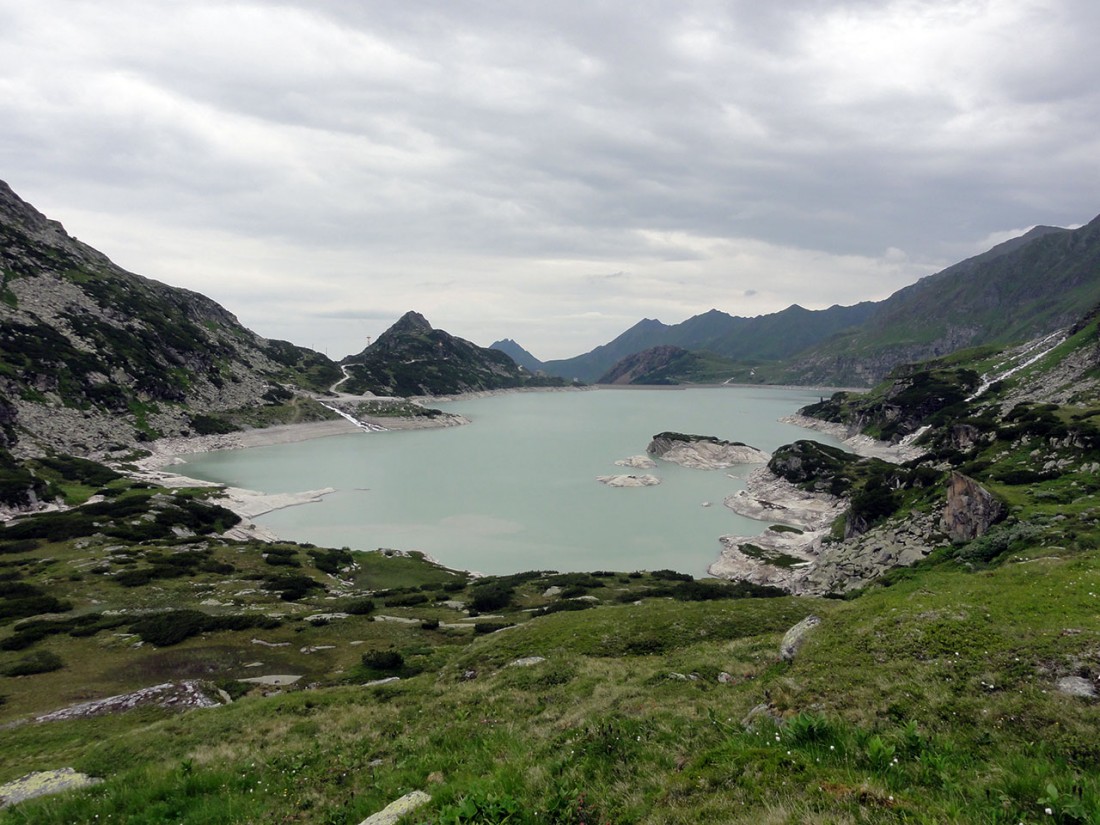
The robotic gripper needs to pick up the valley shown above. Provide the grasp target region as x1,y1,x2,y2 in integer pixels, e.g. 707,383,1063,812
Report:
2,181,1099,823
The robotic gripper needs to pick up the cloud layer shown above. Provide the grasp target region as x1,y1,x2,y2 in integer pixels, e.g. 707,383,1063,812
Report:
2,1,1097,358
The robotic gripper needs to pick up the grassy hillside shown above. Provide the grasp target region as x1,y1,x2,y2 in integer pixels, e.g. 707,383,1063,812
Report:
3,405,1100,823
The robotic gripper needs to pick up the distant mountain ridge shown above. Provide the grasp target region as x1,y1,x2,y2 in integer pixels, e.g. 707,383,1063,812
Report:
547,218,1099,387
489,338,545,373
541,303,878,383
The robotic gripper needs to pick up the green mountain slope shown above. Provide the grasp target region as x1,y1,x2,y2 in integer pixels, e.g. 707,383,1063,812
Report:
786,220,1100,385
0,181,341,457
597,345,746,385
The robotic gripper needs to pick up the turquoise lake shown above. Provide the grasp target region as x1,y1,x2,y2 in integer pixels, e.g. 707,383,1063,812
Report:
179,387,841,576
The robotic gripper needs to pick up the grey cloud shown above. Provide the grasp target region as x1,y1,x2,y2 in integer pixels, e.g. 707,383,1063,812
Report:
1,0,1097,359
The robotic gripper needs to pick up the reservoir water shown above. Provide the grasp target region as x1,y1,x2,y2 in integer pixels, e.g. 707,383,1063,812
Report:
179,387,841,576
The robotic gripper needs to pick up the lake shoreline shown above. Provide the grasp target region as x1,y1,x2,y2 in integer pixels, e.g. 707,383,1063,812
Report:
127,386,851,573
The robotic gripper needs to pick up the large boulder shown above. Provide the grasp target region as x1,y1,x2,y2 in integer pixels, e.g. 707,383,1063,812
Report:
942,472,1006,543
780,615,821,661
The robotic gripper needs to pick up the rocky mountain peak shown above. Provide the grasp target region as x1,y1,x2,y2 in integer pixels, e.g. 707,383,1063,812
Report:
392,310,433,333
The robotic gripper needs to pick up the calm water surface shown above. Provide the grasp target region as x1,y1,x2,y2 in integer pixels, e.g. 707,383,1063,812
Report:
179,387,840,576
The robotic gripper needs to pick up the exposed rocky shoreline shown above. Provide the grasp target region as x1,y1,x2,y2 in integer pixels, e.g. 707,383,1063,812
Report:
779,414,927,463
710,464,942,595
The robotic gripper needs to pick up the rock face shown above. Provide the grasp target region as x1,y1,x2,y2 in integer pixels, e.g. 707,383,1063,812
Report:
725,467,847,531
0,179,340,457
597,345,697,384
647,432,770,469
794,511,941,595
711,466,943,596
942,472,1006,543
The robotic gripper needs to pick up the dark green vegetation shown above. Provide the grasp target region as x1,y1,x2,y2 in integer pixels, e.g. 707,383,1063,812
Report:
597,345,746,385
340,311,573,397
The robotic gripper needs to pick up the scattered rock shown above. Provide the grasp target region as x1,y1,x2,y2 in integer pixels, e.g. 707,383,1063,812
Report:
718,671,734,684
741,702,782,729
34,681,221,723
542,586,562,598
357,790,432,825
780,615,821,662
614,455,657,469
942,472,1007,542
1056,676,1098,699
0,768,102,808
239,675,302,686
461,669,478,681
508,656,546,667
596,474,661,487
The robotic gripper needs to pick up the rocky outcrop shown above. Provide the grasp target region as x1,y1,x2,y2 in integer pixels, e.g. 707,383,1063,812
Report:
709,527,822,590
647,432,770,469
0,769,102,808
942,472,1006,543
725,467,847,531
793,511,941,596
597,474,661,487
615,455,657,469
780,615,821,662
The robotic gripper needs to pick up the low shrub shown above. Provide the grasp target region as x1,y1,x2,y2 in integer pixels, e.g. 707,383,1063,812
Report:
474,621,513,634
2,649,63,676
361,650,404,671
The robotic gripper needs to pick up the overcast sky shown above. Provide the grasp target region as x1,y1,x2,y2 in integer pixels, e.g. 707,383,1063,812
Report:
2,1,1097,360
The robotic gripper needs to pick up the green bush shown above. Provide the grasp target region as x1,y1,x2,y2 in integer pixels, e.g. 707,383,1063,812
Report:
128,610,280,646
343,598,375,615
2,649,63,676
361,650,404,671
469,581,514,612
474,621,513,634
263,574,322,601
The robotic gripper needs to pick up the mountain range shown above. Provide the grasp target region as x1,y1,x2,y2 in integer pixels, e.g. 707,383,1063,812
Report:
527,219,1100,386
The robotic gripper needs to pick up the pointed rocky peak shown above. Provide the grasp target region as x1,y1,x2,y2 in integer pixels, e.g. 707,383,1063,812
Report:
391,311,433,333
